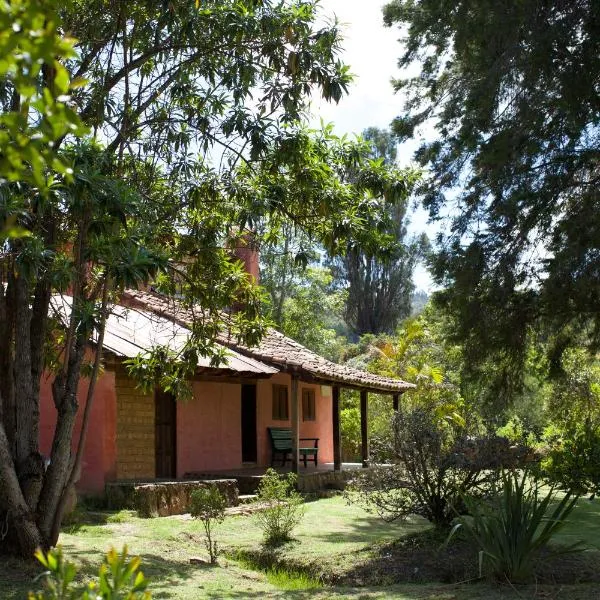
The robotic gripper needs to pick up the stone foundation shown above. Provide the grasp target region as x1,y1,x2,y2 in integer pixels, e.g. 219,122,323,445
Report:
106,479,238,517
297,469,355,492
185,468,358,494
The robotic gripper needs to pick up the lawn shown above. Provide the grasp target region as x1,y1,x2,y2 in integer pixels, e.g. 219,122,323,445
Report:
2,495,600,599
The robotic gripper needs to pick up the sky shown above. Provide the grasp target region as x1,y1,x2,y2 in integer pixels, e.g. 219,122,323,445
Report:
309,0,436,292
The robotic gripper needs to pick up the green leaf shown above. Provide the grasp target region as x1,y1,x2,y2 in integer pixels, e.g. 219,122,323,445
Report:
53,61,70,94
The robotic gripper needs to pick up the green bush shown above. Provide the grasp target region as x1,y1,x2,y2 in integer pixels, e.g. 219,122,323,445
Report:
347,403,497,527
541,423,600,495
340,406,361,462
496,416,538,447
190,485,227,564
450,470,580,582
30,546,150,599
255,469,305,546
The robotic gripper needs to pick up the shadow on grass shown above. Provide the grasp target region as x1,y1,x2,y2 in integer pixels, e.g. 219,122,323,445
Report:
199,589,366,599
330,526,600,589
56,546,205,598
306,513,428,545
0,549,224,600
199,580,600,600
0,555,45,600
61,509,138,534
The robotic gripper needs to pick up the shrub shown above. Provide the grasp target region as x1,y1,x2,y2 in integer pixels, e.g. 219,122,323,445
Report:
30,546,149,599
190,485,227,564
347,404,500,527
496,416,538,447
255,469,305,545
340,406,361,462
449,469,580,582
541,422,600,496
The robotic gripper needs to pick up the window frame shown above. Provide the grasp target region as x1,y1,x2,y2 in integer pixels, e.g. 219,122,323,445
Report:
272,384,289,420
302,388,316,421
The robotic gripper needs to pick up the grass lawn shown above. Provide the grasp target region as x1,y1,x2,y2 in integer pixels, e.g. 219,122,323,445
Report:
1,495,600,599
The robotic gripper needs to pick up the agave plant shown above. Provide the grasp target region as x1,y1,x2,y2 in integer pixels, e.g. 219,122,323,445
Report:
449,469,581,582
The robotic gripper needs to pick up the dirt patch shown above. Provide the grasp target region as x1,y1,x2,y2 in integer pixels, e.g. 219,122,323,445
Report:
330,530,600,587
535,549,600,585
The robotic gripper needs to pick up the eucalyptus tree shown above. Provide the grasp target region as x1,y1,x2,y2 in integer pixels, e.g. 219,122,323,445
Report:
384,0,600,394
329,127,424,336
0,0,418,557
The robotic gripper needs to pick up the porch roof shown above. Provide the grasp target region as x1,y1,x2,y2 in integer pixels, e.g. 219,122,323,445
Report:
221,329,415,393
50,295,278,376
122,290,415,394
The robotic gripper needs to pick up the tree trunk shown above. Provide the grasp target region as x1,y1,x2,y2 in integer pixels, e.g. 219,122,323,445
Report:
37,337,86,544
0,273,17,457
51,278,109,543
0,423,44,556
13,277,46,511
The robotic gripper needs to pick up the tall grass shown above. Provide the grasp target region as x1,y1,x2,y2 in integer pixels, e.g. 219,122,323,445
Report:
231,551,322,591
265,568,322,590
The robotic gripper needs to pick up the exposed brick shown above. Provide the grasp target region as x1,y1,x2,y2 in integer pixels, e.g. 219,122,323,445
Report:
115,368,155,479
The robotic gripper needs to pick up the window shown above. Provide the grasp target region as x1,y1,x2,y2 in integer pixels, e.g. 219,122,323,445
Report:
302,389,316,421
272,384,289,420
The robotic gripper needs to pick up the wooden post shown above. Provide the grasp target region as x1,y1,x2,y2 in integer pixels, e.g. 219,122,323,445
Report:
332,385,341,471
291,376,299,474
360,389,369,468
393,393,399,412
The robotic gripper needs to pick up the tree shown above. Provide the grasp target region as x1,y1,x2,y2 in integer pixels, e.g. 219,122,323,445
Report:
278,266,347,361
339,305,465,461
540,347,600,495
259,223,320,327
0,0,418,557
259,226,348,360
0,0,87,194
329,127,424,336
384,1,600,394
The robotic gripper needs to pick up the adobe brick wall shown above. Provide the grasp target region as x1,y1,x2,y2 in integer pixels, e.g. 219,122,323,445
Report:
115,367,155,479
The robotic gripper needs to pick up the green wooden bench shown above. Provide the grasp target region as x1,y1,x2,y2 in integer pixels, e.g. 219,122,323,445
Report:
267,427,319,468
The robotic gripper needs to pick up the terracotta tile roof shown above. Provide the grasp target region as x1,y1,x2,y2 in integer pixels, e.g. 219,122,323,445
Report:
51,295,278,376
122,290,415,394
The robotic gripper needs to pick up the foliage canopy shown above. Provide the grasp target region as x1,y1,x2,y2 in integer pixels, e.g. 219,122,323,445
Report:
384,0,600,394
0,0,417,558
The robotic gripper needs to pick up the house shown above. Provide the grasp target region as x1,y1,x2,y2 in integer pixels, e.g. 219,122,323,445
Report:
39,255,414,495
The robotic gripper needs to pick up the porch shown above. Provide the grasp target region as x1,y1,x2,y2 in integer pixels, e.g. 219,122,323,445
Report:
105,462,367,516
184,461,365,494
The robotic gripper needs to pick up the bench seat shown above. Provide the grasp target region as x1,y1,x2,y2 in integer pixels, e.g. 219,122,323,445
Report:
267,427,319,468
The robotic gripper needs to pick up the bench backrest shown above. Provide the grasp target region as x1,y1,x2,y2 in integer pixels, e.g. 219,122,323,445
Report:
268,427,292,450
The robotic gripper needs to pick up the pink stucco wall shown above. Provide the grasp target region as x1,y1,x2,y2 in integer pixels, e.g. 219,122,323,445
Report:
176,374,334,475
39,368,335,488
39,368,117,494
256,373,333,467
176,381,242,476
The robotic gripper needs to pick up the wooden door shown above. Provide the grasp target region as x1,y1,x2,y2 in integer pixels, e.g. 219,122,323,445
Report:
241,384,257,463
155,389,177,478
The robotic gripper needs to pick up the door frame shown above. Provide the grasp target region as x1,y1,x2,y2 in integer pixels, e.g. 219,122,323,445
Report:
155,389,177,478
241,383,258,464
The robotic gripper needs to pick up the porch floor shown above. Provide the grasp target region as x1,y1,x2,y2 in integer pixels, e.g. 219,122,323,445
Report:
184,462,366,494
190,462,363,478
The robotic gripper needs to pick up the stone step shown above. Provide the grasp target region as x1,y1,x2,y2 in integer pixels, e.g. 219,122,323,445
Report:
105,479,238,517
238,494,258,505
235,475,265,495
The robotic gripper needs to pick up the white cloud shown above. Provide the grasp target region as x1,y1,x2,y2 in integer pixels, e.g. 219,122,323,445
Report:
310,0,401,135
310,0,437,292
